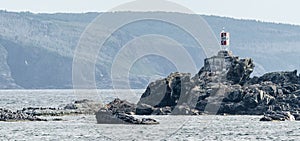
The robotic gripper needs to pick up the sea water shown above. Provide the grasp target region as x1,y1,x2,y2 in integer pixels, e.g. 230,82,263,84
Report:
0,90,299,141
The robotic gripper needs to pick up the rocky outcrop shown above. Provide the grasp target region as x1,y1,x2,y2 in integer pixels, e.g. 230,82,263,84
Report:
96,109,159,125
198,51,254,85
103,98,136,115
133,50,300,118
260,111,295,121
96,99,159,124
136,72,193,115
248,70,299,85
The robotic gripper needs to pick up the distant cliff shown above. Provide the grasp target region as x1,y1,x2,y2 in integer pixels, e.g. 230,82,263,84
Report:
0,11,300,89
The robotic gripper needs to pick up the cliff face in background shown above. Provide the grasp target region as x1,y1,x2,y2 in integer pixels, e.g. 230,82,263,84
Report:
0,11,300,89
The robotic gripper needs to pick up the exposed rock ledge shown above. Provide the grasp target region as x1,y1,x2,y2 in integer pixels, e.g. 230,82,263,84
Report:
96,98,159,124
260,111,296,121
0,99,102,122
1,98,159,124
99,50,300,122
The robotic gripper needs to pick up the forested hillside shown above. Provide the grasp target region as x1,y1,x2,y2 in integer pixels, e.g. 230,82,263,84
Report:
0,11,299,89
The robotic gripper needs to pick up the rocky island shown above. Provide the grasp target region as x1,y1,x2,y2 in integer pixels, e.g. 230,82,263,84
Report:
97,50,300,123
1,50,299,123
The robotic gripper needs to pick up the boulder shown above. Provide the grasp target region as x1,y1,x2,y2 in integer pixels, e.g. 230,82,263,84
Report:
95,109,159,125
95,98,159,125
260,111,295,121
226,58,254,85
105,98,136,115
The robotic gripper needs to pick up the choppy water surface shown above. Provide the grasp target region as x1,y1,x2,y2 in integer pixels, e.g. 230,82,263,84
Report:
0,90,299,141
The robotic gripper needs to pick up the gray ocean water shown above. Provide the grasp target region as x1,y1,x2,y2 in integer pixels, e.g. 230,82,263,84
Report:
0,90,299,141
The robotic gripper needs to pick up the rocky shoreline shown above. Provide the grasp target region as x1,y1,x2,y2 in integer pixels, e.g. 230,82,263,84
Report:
0,108,47,121
0,99,102,122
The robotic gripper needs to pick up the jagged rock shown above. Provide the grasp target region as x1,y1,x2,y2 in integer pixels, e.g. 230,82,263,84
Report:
95,98,159,124
260,111,295,121
198,50,254,85
134,50,300,117
243,92,259,109
223,87,243,102
250,70,299,85
96,108,159,125
138,72,192,109
105,98,136,115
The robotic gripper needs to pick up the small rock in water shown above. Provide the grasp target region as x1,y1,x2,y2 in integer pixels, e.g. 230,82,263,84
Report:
52,118,63,121
96,100,159,125
259,116,273,121
141,118,159,125
95,110,159,125
260,111,295,121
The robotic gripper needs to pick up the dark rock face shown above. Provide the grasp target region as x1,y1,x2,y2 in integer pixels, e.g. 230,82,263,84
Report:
137,72,192,114
198,51,254,85
249,70,299,85
135,50,300,117
105,98,136,115
95,110,159,125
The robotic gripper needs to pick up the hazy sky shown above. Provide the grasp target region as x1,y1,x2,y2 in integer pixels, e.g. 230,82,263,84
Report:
1,0,300,25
